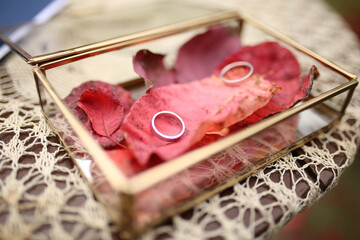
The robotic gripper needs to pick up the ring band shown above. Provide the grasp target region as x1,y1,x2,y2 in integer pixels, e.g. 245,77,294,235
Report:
151,111,185,140
220,61,254,84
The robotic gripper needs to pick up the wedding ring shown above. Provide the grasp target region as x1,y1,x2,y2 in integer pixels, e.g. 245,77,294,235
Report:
220,61,254,84
151,111,185,140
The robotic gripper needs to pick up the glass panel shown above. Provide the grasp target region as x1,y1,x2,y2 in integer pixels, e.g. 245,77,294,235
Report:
35,74,123,221
36,13,355,234
1,1,220,58
241,22,353,97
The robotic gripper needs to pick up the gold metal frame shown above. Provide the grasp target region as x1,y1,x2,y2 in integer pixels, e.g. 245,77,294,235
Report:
30,11,357,238
0,10,239,65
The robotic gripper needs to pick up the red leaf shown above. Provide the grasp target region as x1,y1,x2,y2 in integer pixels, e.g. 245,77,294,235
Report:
241,65,315,125
78,88,124,137
107,149,146,177
135,115,299,224
65,81,134,114
121,75,277,166
64,81,135,147
174,25,241,83
133,25,241,89
133,50,176,89
216,42,315,125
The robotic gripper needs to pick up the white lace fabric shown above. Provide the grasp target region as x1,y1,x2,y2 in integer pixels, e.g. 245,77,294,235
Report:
1,0,360,239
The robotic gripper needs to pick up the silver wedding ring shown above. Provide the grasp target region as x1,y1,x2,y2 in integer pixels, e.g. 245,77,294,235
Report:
220,61,254,84
151,111,185,140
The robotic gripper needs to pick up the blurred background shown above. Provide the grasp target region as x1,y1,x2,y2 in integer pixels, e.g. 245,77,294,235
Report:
277,1,360,239
325,0,360,39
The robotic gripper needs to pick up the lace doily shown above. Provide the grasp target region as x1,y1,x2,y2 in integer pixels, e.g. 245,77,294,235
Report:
1,0,360,239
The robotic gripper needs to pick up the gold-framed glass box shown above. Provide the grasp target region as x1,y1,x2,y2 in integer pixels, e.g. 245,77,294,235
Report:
1,1,358,238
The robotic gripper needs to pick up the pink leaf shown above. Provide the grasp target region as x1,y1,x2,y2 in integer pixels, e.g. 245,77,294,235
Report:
121,75,277,166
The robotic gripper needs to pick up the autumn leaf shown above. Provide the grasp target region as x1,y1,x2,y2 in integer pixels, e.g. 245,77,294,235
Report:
121,75,277,166
133,25,241,89
64,81,135,147
174,24,241,83
135,115,299,223
78,88,124,137
133,50,176,90
216,41,315,125
107,148,146,177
